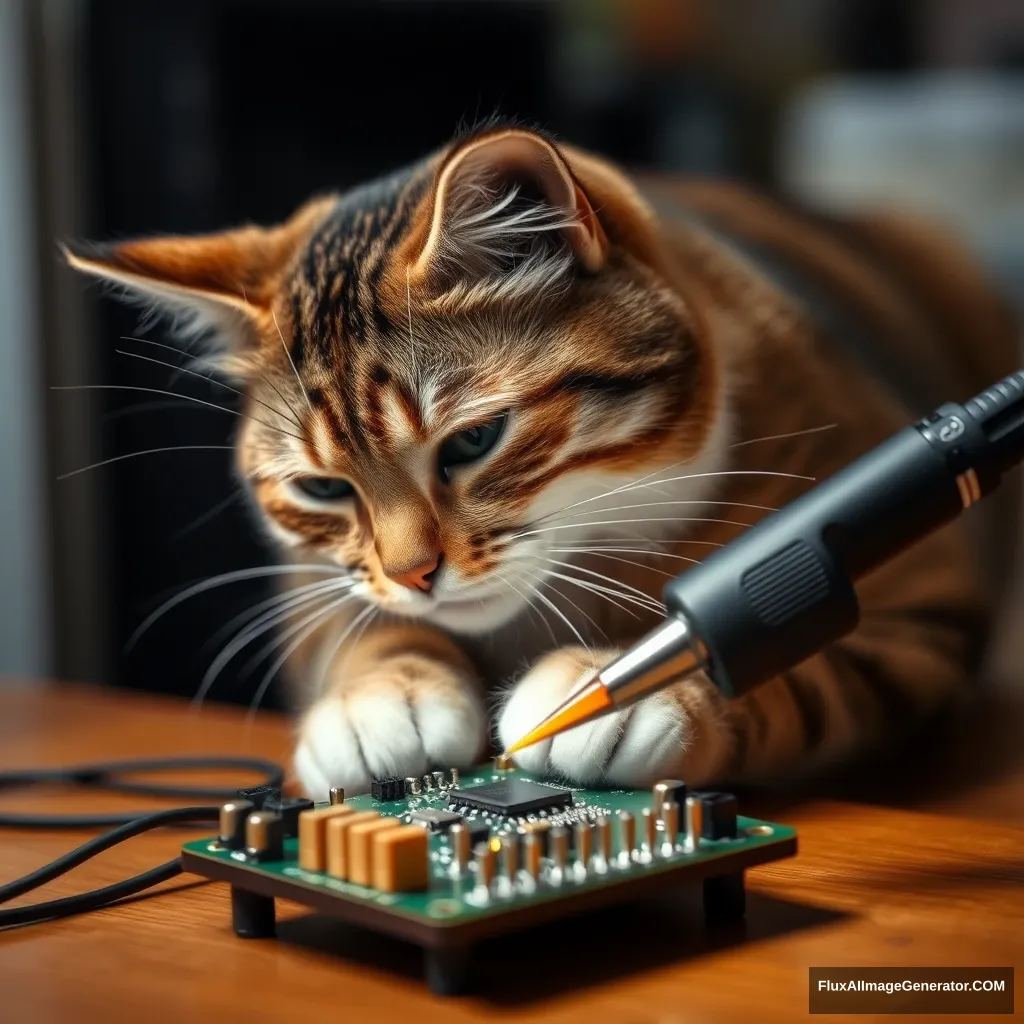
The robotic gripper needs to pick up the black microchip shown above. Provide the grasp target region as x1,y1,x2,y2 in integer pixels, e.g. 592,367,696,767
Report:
694,791,738,840
448,779,573,817
263,796,314,838
410,808,464,833
467,821,491,846
236,784,280,810
371,776,405,802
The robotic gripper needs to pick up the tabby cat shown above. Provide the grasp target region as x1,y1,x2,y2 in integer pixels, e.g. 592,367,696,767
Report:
66,123,1019,800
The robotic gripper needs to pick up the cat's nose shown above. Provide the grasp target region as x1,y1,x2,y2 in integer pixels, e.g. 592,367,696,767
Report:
388,553,443,594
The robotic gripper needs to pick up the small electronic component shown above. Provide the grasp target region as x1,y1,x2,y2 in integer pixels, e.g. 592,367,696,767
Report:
371,776,406,802
520,819,551,856
325,810,380,878
217,799,252,851
652,779,687,818
595,815,612,864
574,821,592,866
298,804,353,872
523,831,541,879
641,807,656,856
432,771,446,790
263,795,314,839
372,825,429,893
474,841,496,891
423,773,434,792
449,778,573,817
617,811,636,867
245,810,283,862
448,822,471,876
662,800,680,855
329,786,345,806
348,817,401,886
449,768,461,788
550,826,569,875
410,808,464,833
467,821,491,847
684,794,703,852
494,754,514,772
236,784,279,810
500,835,518,878
405,776,421,796
695,791,738,840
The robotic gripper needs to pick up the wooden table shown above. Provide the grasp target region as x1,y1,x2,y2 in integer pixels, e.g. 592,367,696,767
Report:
0,681,1020,1023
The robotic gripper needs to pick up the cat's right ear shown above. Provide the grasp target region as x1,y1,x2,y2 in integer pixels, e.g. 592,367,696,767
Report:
62,198,330,354
408,128,610,296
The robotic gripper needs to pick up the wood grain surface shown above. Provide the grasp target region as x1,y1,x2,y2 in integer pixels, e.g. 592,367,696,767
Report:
0,680,1020,1023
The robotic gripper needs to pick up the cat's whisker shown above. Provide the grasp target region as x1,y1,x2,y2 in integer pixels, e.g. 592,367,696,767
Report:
535,568,642,621
541,557,666,610
313,602,379,697
551,546,702,564
201,577,355,660
526,426,830,529
541,568,662,618
125,563,350,650
528,497,780,532
405,264,420,393
169,490,245,543
235,589,357,680
511,515,753,541
550,536,723,548
117,340,304,428
126,331,306,426
51,383,306,443
272,308,315,416
729,423,837,448
192,581,355,709
529,571,609,644
494,569,560,648
58,444,238,481
548,547,690,577
243,594,365,727
523,577,591,649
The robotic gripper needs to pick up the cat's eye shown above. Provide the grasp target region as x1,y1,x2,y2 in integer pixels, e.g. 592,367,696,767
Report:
438,412,508,478
292,476,355,501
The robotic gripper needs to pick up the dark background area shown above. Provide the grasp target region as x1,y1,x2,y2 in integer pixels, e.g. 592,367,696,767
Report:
6,0,1022,710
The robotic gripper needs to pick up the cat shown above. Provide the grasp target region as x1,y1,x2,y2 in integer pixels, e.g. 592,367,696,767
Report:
66,122,1019,801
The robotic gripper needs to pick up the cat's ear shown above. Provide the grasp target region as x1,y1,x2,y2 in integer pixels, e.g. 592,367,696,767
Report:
411,128,609,292
62,199,328,346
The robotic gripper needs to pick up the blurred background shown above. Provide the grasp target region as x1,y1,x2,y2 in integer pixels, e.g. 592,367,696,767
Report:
1,0,1021,711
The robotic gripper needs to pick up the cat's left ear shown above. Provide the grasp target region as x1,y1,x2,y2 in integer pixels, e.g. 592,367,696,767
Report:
411,128,609,286
62,199,328,347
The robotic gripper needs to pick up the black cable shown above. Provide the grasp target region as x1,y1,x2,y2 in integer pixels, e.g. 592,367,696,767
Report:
0,859,183,928
0,755,283,827
0,806,218,905
0,755,285,929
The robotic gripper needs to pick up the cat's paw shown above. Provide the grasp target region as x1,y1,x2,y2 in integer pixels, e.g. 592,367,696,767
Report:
294,661,486,800
497,646,690,787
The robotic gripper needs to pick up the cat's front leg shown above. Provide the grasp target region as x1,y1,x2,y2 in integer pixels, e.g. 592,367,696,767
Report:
294,622,487,800
497,646,733,787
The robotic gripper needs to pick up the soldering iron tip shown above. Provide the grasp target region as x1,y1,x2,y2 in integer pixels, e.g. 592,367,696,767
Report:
503,677,614,755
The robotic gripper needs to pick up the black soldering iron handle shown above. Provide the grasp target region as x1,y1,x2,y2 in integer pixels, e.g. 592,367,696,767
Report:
664,370,1024,699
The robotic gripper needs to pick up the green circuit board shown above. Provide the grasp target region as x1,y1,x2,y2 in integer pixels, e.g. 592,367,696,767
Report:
181,763,796,941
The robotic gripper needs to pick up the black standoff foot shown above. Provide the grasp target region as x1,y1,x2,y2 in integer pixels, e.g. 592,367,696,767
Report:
703,871,746,924
424,946,471,996
231,885,276,938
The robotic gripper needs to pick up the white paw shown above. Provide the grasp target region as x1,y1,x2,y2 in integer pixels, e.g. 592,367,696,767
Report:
497,648,689,787
294,668,486,801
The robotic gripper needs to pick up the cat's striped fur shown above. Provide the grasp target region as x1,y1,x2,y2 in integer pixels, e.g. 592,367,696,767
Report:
66,123,1019,798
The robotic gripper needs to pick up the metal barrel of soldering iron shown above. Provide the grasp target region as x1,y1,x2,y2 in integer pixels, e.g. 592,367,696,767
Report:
597,370,1024,705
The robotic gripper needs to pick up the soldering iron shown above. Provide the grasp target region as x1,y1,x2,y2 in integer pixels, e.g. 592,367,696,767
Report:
506,369,1024,754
